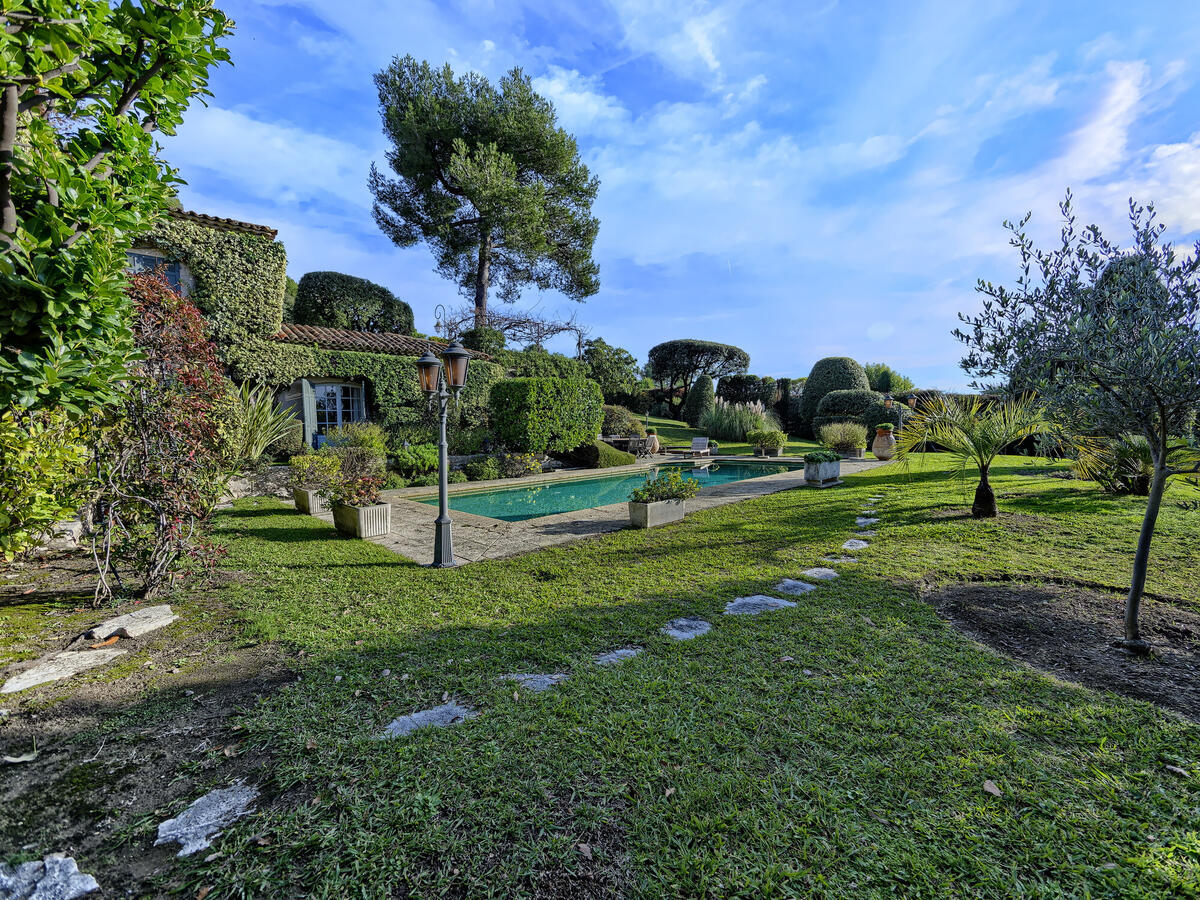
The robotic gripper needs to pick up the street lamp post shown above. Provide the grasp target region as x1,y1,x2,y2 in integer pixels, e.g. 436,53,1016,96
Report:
416,338,471,568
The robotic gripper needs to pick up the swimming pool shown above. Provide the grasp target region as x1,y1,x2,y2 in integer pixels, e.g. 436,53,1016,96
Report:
416,461,797,522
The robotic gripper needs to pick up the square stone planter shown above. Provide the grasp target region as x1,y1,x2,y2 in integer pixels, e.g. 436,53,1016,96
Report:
840,448,866,459
292,487,326,515
629,499,687,529
804,460,841,485
754,447,783,458
332,502,391,538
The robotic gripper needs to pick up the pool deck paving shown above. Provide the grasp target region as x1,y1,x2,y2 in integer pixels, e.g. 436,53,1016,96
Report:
310,454,888,566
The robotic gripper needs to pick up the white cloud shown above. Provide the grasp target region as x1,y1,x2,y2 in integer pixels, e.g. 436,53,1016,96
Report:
531,67,632,138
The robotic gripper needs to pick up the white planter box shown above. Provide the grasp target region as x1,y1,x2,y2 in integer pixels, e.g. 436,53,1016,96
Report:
804,461,841,484
754,447,783,457
293,488,326,515
332,502,391,538
629,499,687,529
840,448,865,459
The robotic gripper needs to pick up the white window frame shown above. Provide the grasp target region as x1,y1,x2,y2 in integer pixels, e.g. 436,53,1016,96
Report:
314,382,366,435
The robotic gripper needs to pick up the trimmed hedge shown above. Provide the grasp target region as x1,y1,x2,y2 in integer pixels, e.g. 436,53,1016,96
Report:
717,374,777,406
813,389,882,432
554,438,636,469
293,271,414,334
798,357,870,437
489,378,603,454
682,374,715,427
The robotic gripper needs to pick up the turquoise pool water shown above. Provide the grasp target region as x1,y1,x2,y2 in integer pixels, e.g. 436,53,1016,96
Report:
418,461,796,522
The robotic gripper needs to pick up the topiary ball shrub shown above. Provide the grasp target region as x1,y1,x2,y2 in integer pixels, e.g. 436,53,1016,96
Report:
293,271,415,334
797,357,870,437
601,405,647,437
682,374,716,427
553,438,636,469
864,396,903,431
812,389,882,432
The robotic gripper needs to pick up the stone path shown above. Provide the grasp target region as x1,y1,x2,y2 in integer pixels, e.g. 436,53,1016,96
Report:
595,647,644,665
660,618,712,640
501,673,569,692
85,605,178,641
0,854,99,899
724,595,798,615
154,782,260,857
380,701,477,739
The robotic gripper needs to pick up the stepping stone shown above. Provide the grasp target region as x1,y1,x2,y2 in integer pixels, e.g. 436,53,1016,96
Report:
724,595,797,615
854,530,877,538
594,647,643,665
843,539,870,551
380,701,477,738
154,782,259,857
822,556,858,564
1,649,126,695
0,853,99,899
500,673,568,692
868,496,883,501
660,618,712,641
800,568,840,581
855,517,879,526
775,579,818,595
85,604,178,641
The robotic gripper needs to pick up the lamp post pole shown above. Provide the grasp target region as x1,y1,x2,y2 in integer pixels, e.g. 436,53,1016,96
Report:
432,375,454,568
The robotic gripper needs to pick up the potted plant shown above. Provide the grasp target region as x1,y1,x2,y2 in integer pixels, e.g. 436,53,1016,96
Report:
645,427,660,454
628,468,701,528
803,450,842,486
327,447,390,538
288,454,340,514
747,429,788,457
871,422,897,460
818,422,868,459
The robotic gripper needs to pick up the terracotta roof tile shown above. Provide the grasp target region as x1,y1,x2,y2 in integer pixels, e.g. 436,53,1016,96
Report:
168,208,278,238
273,323,490,360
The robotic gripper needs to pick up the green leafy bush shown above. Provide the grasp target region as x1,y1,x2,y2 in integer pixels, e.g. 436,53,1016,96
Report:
326,446,386,506
863,362,915,395
812,389,882,432
288,454,342,491
629,468,701,503
448,470,468,484
876,422,895,432
391,442,439,479
500,452,544,478
232,382,300,465
408,473,438,488
489,378,603,453
323,422,390,455
682,374,715,427
383,473,409,490
804,450,841,464
293,271,414,334
464,457,502,481
461,326,507,357
0,409,90,561
819,422,868,453
269,422,309,461
602,405,646,437
717,375,777,406
554,439,636,469
864,396,904,432
797,358,871,437
700,398,780,441
746,429,788,450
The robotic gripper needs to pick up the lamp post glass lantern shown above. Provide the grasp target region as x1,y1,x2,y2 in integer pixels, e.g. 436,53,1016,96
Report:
417,340,470,567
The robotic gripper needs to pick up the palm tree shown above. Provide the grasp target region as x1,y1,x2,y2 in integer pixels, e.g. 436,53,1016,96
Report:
895,396,1047,517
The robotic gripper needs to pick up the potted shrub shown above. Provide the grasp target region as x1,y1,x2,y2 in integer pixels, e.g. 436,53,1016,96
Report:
871,422,897,460
628,468,701,528
804,450,842,486
288,454,340,514
328,447,390,538
818,422,868,459
747,429,787,457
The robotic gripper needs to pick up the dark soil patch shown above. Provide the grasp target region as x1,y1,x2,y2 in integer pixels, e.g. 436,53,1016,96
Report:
926,508,1051,535
926,581,1200,721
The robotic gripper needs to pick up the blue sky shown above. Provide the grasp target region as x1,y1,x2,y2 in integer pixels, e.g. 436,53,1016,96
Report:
163,1,1200,390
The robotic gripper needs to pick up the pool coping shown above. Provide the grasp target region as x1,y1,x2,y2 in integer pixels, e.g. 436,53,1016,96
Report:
309,455,890,566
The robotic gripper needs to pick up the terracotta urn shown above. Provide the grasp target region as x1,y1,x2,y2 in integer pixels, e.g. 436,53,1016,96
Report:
871,428,896,460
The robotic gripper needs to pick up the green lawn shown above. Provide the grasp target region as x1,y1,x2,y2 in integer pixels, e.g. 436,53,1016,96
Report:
644,414,823,457
128,455,1200,898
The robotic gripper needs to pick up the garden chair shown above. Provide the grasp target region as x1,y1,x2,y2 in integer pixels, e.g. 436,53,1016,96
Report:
666,437,710,457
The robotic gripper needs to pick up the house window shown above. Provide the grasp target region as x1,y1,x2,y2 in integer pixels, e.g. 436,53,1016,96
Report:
127,251,182,292
314,383,365,435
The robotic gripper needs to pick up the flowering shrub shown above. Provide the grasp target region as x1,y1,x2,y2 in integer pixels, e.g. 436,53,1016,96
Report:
91,274,231,603
500,452,544,478
326,447,386,506
288,454,342,491
391,442,438,478
629,468,701,503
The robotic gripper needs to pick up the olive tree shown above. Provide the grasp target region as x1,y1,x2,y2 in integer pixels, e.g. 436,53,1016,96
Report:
0,0,232,414
957,194,1200,652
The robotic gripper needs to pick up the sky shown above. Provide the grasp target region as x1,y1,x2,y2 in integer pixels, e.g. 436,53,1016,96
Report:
163,0,1200,390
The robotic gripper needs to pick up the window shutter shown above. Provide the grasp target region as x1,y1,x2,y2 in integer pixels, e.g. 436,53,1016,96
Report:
300,379,317,448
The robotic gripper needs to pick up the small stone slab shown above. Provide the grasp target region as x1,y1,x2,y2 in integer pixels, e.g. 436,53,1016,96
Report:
594,647,643,665
822,555,858,564
800,568,840,581
1,649,126,695
775,579,817,596
154,782,259,857
0,853,99,899
854,530,877,538
855,517,879,526
85,604,178,641
724,595,797,615
380,701,477,738
868,496,883,501
843,539,870,551
500,673,569,692
660,618,712,641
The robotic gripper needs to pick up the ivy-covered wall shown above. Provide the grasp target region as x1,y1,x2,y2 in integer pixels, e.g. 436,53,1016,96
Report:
137,216,288,345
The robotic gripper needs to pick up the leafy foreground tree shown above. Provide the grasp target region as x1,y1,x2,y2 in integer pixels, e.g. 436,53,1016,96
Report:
0,0,232,414
864,362,915,395
646,339,750,419
91,273,231,603
292,271,414,334
370,57,599,328
581,337,641,403
957,194,1200,651
895,395,1047,518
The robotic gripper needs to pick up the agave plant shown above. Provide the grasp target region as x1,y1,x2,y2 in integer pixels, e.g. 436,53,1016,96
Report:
895,395,1047,517
234,382,300,464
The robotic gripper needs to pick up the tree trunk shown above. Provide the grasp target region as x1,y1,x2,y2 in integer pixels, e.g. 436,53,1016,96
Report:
1122,464,1168,652
473,237,491,330
0,84,18,246
972,465,997,517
